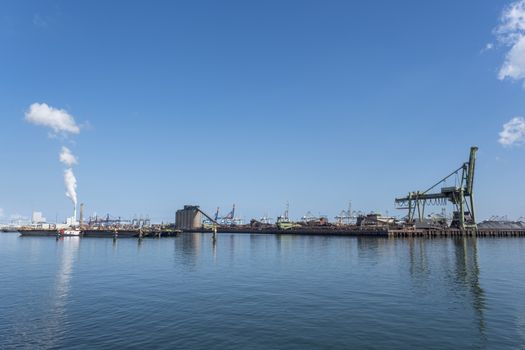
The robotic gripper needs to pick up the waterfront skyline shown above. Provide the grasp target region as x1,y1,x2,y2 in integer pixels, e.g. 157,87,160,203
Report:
1,0,525,223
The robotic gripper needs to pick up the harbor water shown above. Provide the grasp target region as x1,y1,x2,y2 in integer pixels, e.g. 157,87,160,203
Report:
1,232,525,349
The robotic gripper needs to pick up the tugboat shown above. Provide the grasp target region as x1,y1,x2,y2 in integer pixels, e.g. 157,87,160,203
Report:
276,216,295,230
276,203,300,230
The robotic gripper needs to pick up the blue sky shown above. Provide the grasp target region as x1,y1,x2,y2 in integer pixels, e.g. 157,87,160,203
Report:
1,0,525,223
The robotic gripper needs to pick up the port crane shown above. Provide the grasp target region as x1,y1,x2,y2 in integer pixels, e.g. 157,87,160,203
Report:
395,147,478,230
208,204,236,225
334,202,357,225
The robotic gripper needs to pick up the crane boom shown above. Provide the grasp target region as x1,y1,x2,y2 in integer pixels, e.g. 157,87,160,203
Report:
466,146,478,195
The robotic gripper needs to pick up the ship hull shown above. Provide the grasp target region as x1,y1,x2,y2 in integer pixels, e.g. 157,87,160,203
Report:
18,229,58,237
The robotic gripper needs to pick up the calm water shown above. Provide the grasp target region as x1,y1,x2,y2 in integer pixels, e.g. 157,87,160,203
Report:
1,232,525,349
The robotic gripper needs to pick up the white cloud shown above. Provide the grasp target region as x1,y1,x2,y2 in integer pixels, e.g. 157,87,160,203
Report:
496,0,525,84
0,208,4,218
482,42,494,52
497,0,525,39
498,36,525,82
499,116,525,146
25,103,80,135
59,146,78,166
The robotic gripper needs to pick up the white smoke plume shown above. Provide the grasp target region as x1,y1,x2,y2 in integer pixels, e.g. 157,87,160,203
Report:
499,116,525,146
60,147,79,208
25,102,80,135
64,168,78,207
59,147,78,167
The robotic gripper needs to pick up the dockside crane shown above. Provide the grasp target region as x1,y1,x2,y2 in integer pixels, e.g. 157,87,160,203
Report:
395,146,478,230
211,204,236,225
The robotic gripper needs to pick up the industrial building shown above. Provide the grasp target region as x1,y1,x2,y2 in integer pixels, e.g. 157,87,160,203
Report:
175,205,203,231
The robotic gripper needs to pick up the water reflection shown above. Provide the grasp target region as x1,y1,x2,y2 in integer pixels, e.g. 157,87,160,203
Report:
14,237,80,348
44,237,79,347
453,238,486,339
408,239,429,279
212,236,217,262
175,233,201,268
53,237,79,314
228,234,236,263
407,237,486,341
173,232,487,343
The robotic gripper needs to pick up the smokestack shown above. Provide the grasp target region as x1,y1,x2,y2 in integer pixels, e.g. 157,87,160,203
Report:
79,203,84,228
73,205,77,226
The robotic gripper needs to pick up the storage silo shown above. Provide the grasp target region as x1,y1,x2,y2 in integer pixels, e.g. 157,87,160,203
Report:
175,205,202,230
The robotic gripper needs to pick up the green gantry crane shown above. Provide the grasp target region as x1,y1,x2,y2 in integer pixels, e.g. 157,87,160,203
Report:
395,147,478,230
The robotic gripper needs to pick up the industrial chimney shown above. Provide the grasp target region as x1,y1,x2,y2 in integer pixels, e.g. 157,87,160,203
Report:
79,203,84,228
73,205,77,226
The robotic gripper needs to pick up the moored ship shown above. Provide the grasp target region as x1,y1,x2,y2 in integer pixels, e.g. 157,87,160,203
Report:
18,227,59,236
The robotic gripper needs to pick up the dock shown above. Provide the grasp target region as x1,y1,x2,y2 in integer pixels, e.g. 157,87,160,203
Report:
14,226,525,239
17,228,181,238
185,226,525,238
388,228,525,238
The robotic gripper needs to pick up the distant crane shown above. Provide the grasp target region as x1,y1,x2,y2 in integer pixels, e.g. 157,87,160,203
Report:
334,202,355,225
223,204,235,222
214,207,220,221
301,211,318,222
395,147,478,230
205,204,237,225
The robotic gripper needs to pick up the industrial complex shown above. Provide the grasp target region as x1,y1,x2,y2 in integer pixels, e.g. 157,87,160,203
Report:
3,146,525,238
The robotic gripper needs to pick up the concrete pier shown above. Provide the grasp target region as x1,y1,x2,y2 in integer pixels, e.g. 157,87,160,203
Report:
388,228,525,238
187,226,525,238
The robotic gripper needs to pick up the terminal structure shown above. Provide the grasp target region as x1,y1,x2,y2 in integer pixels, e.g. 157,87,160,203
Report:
395,147,478,230
11,146,525,238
